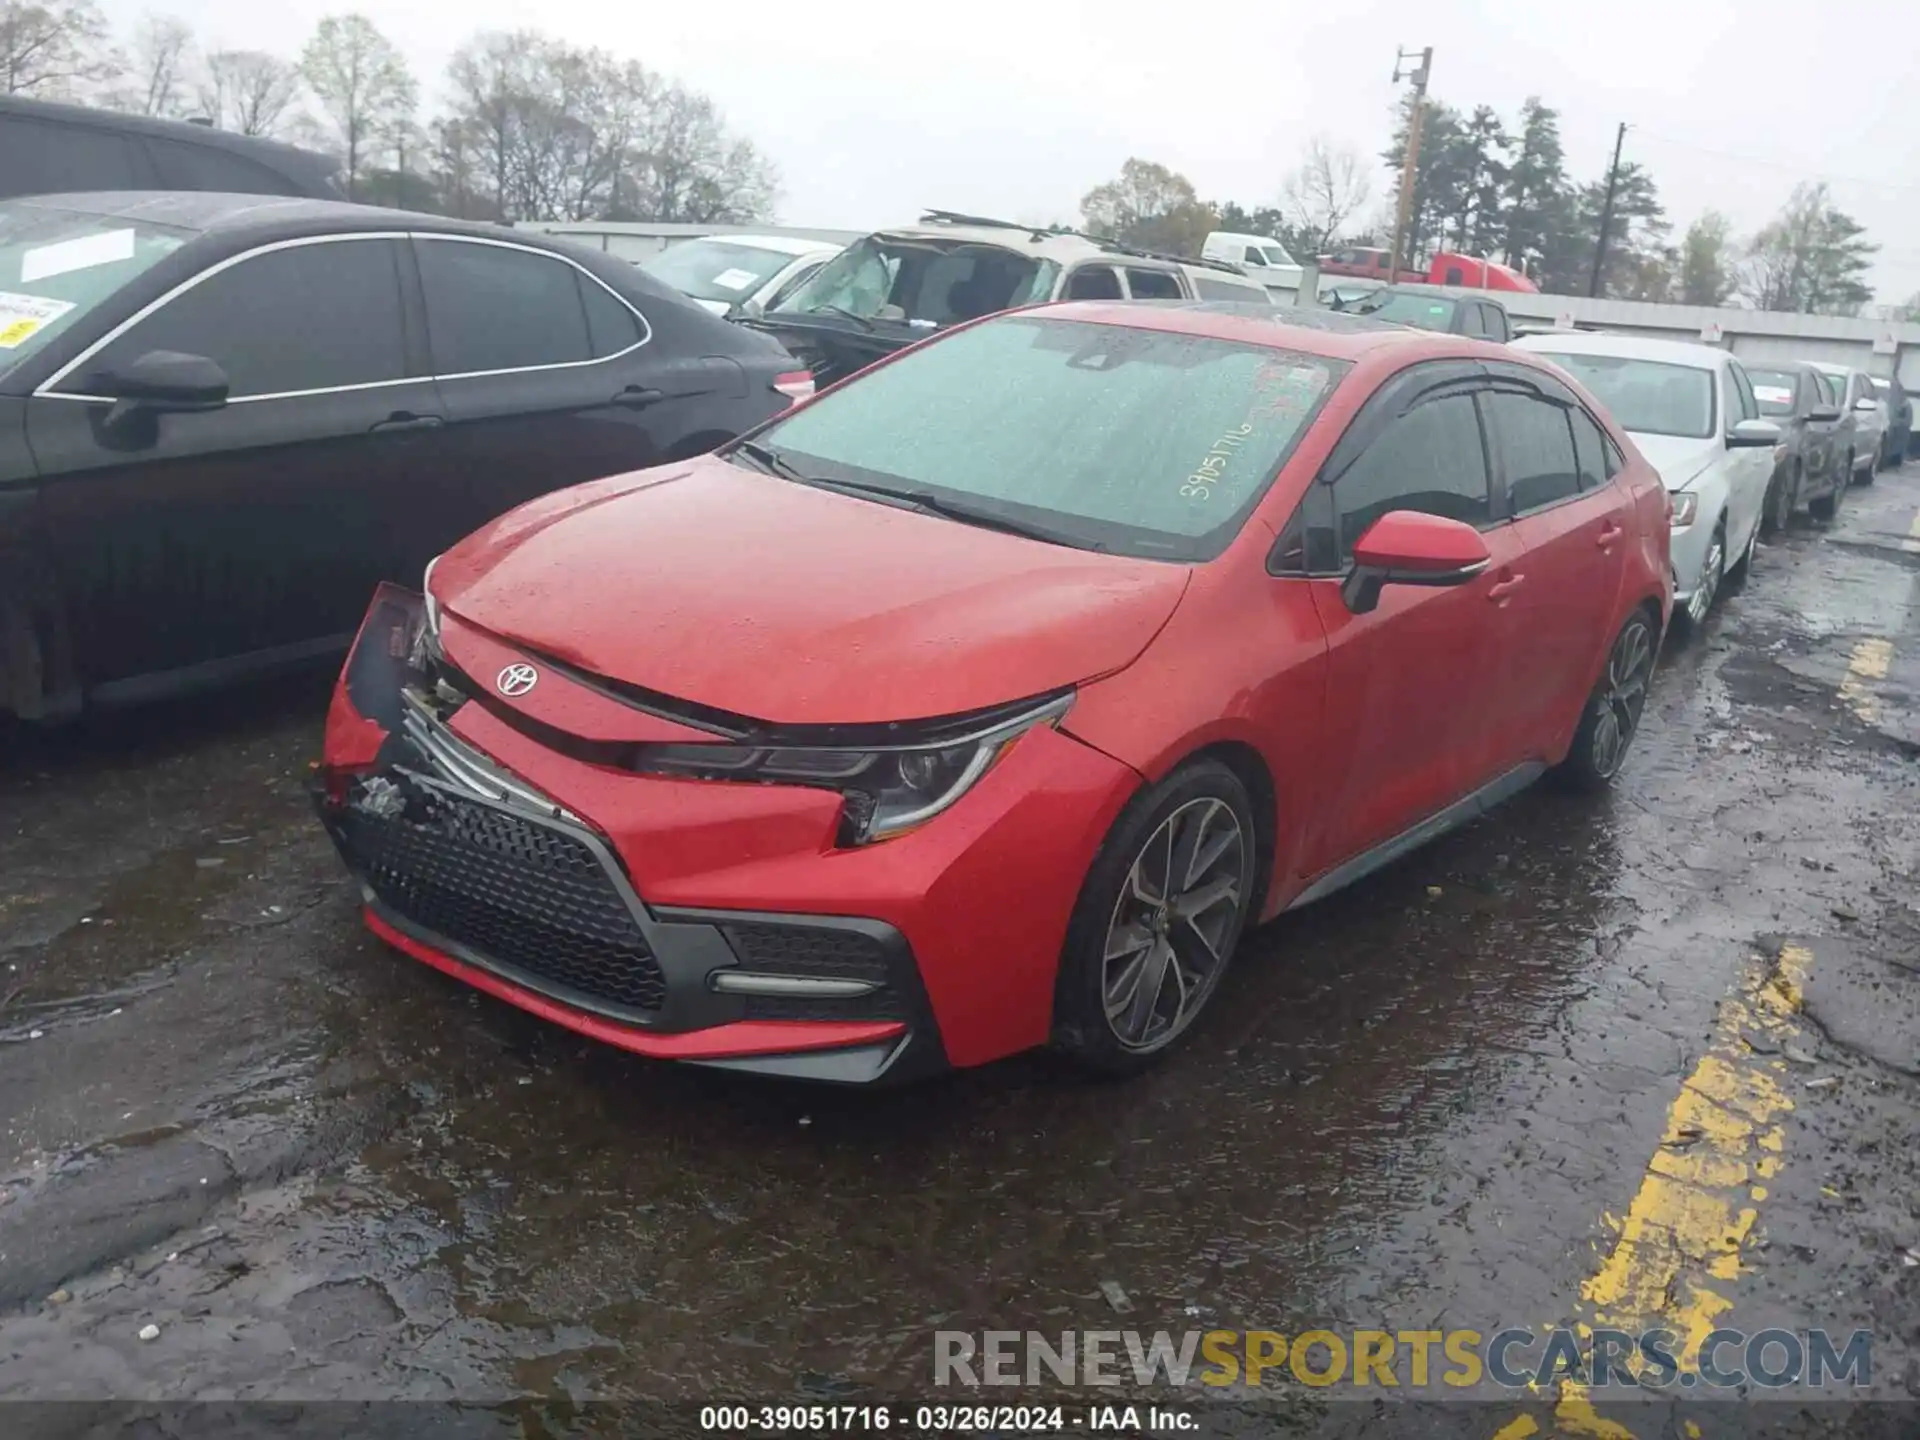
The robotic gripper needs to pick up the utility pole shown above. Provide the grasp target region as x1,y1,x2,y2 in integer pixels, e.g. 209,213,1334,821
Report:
1387,45,1433,282
1588,122,1629,298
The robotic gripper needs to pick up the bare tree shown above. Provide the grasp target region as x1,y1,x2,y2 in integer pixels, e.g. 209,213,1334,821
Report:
632,82,776,224
196,49,302,136
1738,183,1876,316
1080,157,1214,254
1,0,118,97
103,11,190,115
439,33,776,224
1279,135,1372,256
300,13,416,199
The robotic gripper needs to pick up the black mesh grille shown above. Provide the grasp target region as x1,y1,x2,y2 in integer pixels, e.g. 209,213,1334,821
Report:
721,922,891,984
721,922,906,1021
334,780,667,1013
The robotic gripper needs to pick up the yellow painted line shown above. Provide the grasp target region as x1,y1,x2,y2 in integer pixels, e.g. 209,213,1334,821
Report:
1489,946,1813,1438
1838,638,1893,724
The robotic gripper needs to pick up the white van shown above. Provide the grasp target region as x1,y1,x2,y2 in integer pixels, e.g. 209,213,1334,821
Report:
1202,231,1305,295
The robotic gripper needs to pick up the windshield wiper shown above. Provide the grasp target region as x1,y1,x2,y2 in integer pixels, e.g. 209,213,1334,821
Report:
806,303,876,331
808,477,1098,548
728,439,815,482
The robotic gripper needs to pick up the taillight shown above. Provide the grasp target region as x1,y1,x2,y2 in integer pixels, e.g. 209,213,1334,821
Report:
774,370,815,405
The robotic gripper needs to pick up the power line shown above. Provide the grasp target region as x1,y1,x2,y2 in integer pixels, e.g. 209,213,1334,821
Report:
1627,130,1920,196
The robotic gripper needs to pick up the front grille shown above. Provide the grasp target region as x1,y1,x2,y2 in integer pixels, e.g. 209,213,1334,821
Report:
335,779,667,1013
721,921,907,1021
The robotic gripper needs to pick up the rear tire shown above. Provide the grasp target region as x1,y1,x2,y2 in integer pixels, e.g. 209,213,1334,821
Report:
1555,607,1658,792
1052,760,1257,1076
1851,449,1873,486
1809,476,1841,522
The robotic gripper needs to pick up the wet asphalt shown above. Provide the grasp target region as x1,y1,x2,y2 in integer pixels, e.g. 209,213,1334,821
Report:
1,467,1917,1437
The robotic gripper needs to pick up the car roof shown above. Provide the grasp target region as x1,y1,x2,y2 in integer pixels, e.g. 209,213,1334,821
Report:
1808,361,1857,376
0,94,338,179
665,233,839,257
1512,330,1728,369
1021,299,1490,361
7,191,583,248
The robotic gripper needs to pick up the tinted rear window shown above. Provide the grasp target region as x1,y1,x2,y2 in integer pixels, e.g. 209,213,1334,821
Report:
756,315,1347,560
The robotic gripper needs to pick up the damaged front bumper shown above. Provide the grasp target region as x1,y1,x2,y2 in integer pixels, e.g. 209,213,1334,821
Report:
311,585,946,1085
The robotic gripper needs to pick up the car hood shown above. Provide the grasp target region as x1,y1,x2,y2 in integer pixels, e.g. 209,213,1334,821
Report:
431,456,1192,726
1627,432,1723,491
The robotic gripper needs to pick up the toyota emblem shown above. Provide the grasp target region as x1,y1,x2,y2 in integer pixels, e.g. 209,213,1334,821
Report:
496,663,538,698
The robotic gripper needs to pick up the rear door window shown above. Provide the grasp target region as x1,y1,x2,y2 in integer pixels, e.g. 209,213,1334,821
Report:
1568,407,1610,490
1064,265,1123,301
1483,389,1581,514
1461,304,1492,339
416,238,594,375
81,236,409,398
1123,268,1183,300
1332,391,1492,560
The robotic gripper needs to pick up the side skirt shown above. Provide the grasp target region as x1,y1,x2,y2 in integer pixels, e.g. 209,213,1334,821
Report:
1285,761,1548,911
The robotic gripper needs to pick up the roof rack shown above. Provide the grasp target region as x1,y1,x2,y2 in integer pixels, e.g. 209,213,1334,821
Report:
1090,238,1249,276
917,210,1056,240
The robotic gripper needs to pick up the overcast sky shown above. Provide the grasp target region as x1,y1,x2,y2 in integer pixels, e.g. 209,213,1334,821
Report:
100,0,1920,307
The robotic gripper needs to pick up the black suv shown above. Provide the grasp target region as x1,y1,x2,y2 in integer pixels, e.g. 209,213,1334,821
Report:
0,95,342,203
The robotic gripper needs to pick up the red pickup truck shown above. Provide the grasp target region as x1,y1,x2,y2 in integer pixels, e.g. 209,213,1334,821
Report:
1320,246,1538,293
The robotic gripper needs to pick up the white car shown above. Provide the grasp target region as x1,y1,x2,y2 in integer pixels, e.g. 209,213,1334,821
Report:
641,234,844,318
1810,364,1887,484
1201,230,1305,295
1513,333,1780,627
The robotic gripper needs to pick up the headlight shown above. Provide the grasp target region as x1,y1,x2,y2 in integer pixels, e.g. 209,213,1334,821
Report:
421,554,444,642
632,692,1074,844
1669,492,1698,528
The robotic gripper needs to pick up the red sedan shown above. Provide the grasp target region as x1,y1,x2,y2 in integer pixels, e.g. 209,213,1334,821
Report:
313,302,1671,1084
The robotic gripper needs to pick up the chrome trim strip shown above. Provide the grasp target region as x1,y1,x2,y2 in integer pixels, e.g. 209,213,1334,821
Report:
37,230,652,402
709,973,881,998
398,690,582,824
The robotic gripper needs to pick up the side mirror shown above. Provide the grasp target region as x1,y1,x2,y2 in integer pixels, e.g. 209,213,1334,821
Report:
1853,397,1879,413
1727,418,1781,448
1809,404,1843,424
101,350,229,420
1341,510,1492,615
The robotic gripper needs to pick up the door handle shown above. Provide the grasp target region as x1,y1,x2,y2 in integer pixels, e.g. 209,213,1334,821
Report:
612,386,666,409
1487,573,1526,602
1596,521,1623,551
371,413,444,435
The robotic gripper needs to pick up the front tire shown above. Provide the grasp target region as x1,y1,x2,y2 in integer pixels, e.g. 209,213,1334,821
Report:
1760,464,1797,538
1052,760,1256,1076
1556,608,1658,792
1851,449,1873,486
1676,522,1725,632
1809,472,1842,521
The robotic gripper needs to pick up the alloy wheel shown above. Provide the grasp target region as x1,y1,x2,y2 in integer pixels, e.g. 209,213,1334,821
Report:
1590,617,1655,779
1687,530,1724,625
1101,796,1248,1052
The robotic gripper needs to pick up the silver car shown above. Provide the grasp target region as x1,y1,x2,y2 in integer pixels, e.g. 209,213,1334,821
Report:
1745,362,1851,531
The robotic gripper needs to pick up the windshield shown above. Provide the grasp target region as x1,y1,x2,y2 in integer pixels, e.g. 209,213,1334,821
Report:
745,315,1346,560
1260,245,1295,267
1746,368,1800,418
1349,290,1454,331
641,239,795,305
771,234,1057,328
1534,352,1716,439
0,202,188,372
